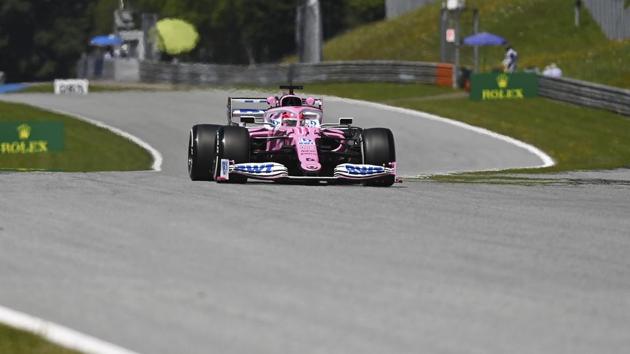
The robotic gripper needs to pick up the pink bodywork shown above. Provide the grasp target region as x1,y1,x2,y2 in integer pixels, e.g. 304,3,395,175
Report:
247,102,345,174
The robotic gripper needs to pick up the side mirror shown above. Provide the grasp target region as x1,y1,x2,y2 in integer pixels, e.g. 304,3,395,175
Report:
338,117,353,125
240,116,256,124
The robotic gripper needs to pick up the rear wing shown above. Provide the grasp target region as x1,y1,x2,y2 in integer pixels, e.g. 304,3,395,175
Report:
227,98,267,125
227,96,324,125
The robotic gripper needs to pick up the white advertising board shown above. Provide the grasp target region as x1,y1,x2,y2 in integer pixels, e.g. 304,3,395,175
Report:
54,79,89,95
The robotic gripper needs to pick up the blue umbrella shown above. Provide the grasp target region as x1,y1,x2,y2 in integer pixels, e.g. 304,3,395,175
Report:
90,34,123,47
463,32,507,46
463,32,508,73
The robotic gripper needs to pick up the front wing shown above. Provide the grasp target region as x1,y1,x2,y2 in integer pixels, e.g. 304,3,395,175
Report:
216,159,396,182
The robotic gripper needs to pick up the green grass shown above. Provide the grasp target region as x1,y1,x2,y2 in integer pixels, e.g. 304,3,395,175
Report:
306,82,630,173
323,0,630,88
429,173,559,185
0,324,81,354
305,82,455,101
0,101,152,171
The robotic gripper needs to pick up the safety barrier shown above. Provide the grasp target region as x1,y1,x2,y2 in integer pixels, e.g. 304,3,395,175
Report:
136,60,629,116
538,75,630,116
139,60,453,86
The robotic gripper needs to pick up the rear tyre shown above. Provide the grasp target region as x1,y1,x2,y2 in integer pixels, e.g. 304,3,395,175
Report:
362,128,396,187
215,126,250,184
188,124,220,181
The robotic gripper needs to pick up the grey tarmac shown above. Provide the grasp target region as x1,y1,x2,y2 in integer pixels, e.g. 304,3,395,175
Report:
0,91,629,354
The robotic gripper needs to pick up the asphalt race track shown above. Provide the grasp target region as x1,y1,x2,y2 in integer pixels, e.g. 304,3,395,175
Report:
1,91,629,354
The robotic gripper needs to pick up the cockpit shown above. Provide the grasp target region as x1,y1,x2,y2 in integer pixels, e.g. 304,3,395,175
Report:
265,109,322,128
280,95,302,107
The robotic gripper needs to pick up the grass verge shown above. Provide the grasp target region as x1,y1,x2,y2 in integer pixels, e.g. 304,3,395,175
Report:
0,323,81,354
305,82,630,173
0,101,152,171
305,82,455,101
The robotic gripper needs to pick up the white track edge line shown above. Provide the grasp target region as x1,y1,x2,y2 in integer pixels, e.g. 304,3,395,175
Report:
325,96,556,171
0,305,140,354
46,107,163,172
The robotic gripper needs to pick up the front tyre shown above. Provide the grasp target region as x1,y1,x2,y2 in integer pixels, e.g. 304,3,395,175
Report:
362,128,396,187
188,124,221,181
215,126,251,184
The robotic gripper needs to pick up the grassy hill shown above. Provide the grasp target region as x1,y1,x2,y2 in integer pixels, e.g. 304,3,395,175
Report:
323,0,630,88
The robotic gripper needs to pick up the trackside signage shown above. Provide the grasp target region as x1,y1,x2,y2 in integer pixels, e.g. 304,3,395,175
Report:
0,122,64,154
470,73,538,101
54,79,89,95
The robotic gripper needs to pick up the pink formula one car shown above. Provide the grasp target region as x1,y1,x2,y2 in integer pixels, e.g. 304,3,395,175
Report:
188,86,397,186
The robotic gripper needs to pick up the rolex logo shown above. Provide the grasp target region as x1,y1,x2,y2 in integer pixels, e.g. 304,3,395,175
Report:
497,74,509,89
17,124,31,140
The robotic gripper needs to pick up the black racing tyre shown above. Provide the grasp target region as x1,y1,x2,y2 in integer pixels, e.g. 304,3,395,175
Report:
188,124,221,181
215,126,251,184
362,128,396,187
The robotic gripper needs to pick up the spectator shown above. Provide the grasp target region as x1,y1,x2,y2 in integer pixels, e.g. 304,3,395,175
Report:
502,46,518,73
120,43,129,58
104,47,113,60
542,63,563,78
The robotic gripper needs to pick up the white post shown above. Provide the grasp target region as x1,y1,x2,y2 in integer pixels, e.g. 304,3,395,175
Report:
574,0,581,27
297,0,323,63
473,8,479,73
453,9,461,88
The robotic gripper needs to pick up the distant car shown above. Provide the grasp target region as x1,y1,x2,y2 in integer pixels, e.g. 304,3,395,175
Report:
188,85,397,186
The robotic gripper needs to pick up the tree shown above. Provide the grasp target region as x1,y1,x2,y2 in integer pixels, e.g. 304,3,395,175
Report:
0,0,386,81
321,0,384,39
0,0,96,82
222,0,297,64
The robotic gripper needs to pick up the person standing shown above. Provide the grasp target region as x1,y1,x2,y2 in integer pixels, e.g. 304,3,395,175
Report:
543,63,563,78
503,46,518,73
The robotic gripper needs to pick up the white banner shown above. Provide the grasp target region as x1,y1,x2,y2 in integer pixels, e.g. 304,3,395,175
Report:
54,79,89,95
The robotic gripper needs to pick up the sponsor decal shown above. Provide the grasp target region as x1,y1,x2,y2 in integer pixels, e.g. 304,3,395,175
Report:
0,122,64,155
232,162,288,179
268,117,281,128
305,119,320,128
345,165,385,175
235,163,274,174
221,159,229,178
299,137,315,145
470,73,538,101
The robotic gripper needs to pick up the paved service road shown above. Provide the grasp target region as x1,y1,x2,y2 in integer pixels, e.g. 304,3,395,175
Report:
1,92,629,354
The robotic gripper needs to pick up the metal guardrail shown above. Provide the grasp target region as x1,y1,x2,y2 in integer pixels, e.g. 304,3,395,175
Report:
137,60,629,116
139,60,451,86
538,75,630,116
